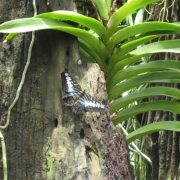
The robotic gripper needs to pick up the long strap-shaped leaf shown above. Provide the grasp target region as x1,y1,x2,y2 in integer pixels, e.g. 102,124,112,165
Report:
107,35,160,72
0,17,107,71
107,0,161,35
78,39,107,70
79,48,94,63
36,10,108,43
126,121,180,143
108,22,180,52
113,101,180,125
109,71,180,100
110,87,180,114
107,54,147,77
108,39,180,72
107,60,180,90
91,0,109,20
105,0,112,14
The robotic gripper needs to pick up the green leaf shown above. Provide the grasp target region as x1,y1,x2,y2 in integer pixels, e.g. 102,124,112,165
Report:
110,87,180,114
107,0,161,35
36,10,108,43
107,60,180,90
134,7,145,24
91,0,109,20
79,41,96,63
0,17,107,71
112,101,180,125
126,121,180,143
107,35,160,70
78,39,107,70
109,22,180,51
78,39,106,71
79,48,94,63
0,18,69,33
128,39,180,55
108,39,180,73
105,0,112,14
107,54,146,77
4,33,19,42
108,71,180,100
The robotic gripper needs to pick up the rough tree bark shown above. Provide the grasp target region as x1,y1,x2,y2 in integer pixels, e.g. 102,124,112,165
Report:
146,1,180,179
0,0,134,179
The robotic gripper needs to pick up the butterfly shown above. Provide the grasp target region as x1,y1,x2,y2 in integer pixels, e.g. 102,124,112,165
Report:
61,72,83,106
61,72,105,114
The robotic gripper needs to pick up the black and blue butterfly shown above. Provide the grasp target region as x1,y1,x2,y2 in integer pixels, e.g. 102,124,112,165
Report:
61,72,105,114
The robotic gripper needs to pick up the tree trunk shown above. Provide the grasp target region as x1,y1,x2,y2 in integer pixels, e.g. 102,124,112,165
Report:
0,0,134,179
146,1,180,179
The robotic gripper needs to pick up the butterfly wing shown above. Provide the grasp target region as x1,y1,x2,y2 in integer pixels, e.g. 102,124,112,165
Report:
61,72,83,106
72,92,105,114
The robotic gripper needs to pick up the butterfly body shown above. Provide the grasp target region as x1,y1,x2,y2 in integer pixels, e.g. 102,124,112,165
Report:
61,72,105,114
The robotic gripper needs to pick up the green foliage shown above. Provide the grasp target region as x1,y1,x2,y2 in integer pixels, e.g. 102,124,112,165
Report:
1,0,180,164
107,0,161,34
127,121,180,143
2,0,180,178
113,101,180,124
